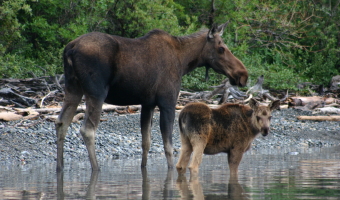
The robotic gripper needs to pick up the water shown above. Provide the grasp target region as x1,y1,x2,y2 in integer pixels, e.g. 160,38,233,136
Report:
1,146,340,199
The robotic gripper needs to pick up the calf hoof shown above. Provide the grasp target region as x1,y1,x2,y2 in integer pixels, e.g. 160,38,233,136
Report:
189,167,199,176
176,166,187,174
189,171,199,181
176,173,187,182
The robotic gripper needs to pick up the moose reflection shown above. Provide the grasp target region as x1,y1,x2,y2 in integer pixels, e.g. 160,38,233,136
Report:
176,173,249,200
56,22,248,171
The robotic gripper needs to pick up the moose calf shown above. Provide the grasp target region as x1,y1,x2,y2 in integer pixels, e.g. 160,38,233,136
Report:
176,98,280,176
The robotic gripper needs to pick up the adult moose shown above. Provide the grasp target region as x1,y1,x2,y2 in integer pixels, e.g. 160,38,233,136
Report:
55,22,248,171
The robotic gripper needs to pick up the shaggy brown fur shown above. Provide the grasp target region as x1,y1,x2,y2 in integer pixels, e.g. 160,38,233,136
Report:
176,98,280,176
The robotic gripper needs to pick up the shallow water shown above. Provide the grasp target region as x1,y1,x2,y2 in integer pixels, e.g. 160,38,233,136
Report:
1,146,340,199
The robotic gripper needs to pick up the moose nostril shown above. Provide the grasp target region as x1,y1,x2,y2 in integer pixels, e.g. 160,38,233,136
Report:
262,127,269,136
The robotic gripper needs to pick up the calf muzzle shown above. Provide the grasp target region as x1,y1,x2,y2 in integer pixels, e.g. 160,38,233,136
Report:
261,127,269,136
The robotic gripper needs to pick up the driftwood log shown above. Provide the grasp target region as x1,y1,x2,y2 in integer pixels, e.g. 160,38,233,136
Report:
1,75,339,122
0,104,141,122
297,116,340,121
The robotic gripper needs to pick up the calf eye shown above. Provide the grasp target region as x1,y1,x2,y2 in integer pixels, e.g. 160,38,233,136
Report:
218,47,225,54
256,116,261,121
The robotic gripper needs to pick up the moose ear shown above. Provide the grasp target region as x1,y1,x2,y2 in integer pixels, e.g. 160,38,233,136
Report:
208,23,218,39
217,22,229,36
249,98,259,109
269,100,280,111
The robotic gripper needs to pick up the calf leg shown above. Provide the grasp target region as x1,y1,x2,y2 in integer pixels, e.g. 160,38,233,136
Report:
228,149,244,176
56,89,82,172
176,136,193,174
140,105,155,167
188,137,207,175
80,96,104,171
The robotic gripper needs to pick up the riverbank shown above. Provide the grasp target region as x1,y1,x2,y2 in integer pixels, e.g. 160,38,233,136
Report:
0,108,339,165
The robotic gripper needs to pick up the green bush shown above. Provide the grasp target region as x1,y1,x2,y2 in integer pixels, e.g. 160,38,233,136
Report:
0,52,61,79
1,0,339,92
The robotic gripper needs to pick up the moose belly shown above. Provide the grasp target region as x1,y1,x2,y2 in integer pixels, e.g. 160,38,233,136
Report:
104,86,152,106
203,145,229,155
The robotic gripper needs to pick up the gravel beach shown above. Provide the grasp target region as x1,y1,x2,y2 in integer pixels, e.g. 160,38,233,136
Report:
0,108,339,164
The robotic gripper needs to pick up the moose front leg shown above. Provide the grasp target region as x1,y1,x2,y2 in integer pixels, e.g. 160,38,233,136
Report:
140,105,155,167
227,149,244,178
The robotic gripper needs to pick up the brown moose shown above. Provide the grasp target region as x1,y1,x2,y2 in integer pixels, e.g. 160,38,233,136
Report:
176,98,280,176
55,22,248,171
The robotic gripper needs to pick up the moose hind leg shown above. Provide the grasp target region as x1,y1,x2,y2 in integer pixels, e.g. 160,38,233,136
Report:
188,136,207,175
56,87,83,171
80,96,104,171
140,105,155,167
176,136,193,174
159,106,176,168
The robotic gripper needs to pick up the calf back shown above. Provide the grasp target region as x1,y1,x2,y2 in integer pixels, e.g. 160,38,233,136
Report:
179,103,256,155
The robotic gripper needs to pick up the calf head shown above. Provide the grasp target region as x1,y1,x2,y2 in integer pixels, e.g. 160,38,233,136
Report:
249,98,280,136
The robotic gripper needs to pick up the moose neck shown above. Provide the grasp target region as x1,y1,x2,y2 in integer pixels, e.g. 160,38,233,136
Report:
175,30,209,76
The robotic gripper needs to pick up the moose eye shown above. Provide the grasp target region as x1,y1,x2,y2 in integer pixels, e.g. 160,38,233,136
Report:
218,47,225,54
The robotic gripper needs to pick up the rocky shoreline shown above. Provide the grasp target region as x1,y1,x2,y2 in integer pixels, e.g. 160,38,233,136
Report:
0,108,339,165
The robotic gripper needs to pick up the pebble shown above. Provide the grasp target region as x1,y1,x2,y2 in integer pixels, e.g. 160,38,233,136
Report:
0,108,339,164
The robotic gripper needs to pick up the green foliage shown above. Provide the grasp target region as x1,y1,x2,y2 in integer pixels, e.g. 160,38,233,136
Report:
0,0,195,78
0,0,32,55
1,0,339,92
111,0,190,37
182,67,225,91
300,51,338,84
179,0,340,90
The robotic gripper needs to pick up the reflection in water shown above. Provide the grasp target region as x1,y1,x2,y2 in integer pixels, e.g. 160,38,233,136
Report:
57,172,64,200
1,146,340,199
142,168,178,199
142,168,150,200
176,173,249,200
57,170,99,200
86,171,99,200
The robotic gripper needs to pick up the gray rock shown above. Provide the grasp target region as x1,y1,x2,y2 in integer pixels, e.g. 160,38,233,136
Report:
0,108,339,164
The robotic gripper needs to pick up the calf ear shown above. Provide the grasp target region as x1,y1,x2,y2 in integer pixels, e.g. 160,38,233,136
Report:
269,100,280,111
249,98,259,109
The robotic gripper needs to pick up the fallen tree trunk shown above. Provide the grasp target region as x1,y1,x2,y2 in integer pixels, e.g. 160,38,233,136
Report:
0,112,23,121
297,115,340,121
289,96,338,107
0,104,142,122
12,104,141,114
0,88,37,107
